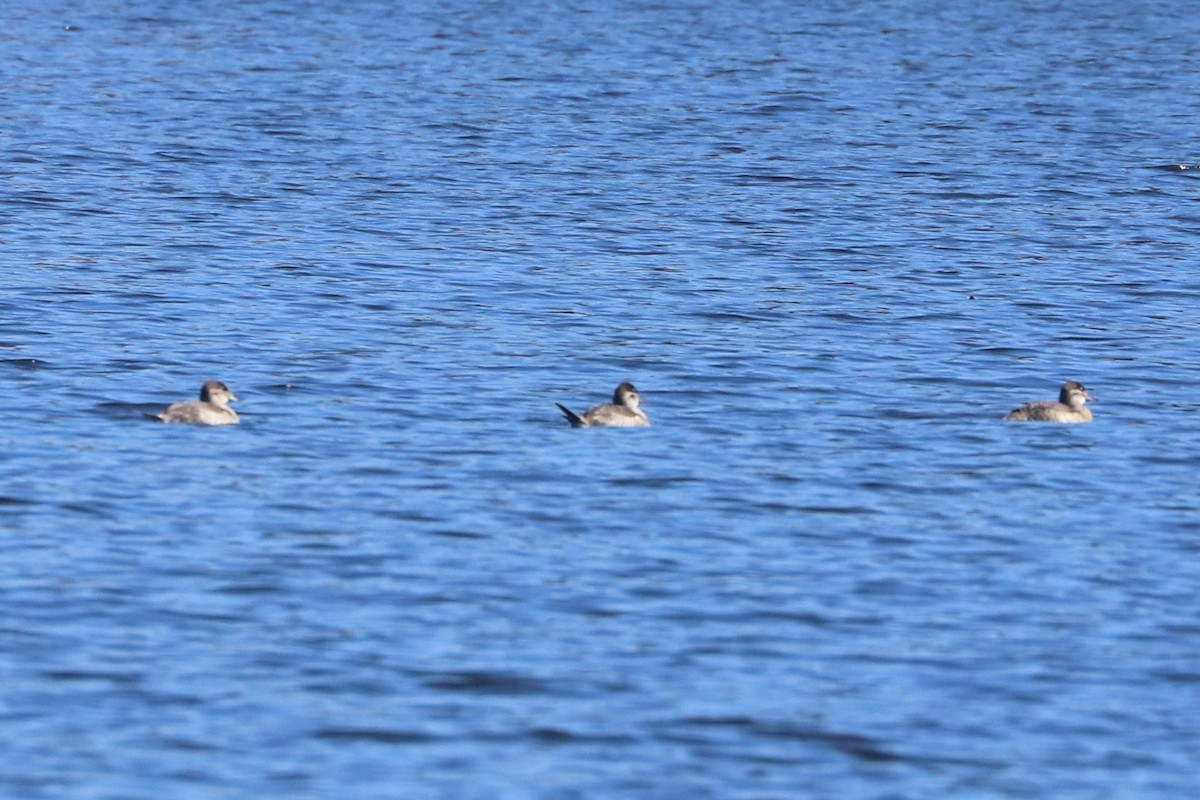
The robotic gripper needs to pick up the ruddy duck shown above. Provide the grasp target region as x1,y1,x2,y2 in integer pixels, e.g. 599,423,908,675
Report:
156,380,240,426
556,382,649,428
1003,380,1094,423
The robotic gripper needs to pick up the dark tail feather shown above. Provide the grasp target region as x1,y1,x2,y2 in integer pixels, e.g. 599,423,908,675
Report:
556,403,586,428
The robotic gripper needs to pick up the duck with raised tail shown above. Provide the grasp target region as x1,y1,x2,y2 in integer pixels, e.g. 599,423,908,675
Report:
556,382,649,428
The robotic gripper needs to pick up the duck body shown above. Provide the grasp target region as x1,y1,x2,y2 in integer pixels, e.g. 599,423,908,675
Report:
157,380,240,426
1004,380,1094,423
557,382,649,428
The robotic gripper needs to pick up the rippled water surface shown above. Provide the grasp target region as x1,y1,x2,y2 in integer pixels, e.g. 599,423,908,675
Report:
3,0,1200,797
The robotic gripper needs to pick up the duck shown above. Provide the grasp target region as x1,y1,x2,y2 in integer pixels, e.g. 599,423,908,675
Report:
556,382,649,428
156,380,240,426
1003,380,1094,423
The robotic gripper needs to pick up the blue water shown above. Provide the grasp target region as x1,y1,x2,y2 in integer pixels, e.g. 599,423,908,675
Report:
3,0,1200,797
